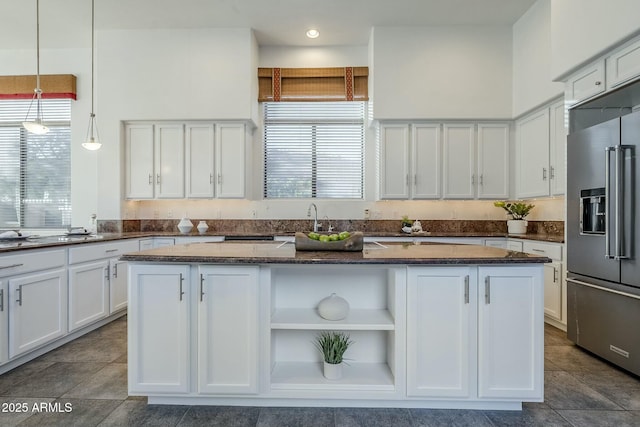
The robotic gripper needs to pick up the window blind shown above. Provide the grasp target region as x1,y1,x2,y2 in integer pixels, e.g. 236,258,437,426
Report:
263,102,364,199
0,99,71,228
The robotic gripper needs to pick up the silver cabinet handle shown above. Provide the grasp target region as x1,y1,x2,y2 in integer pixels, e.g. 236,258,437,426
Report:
484,276,491,304
605,147,613,258
595,81,602,86
614,146,631,260
200,274,205,302
553,267,558,283
542,168,547,180
531,248,546,253
148,174,153,184
550,165,555,180
414,174,417,186
105,249,118,253
464,275,469,304
156,173,160,184
406,174,410,187
210,173,213,184
471,174,475,185
179,273,185,301
479,174,483,185
104,266,110,280
16,285,23,306
0,289,3,312
0,263,24,270
112,263,118,279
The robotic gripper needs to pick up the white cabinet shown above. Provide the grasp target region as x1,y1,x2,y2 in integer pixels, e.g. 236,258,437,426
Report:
378,123,441,199
443,124,475,199
139,237,175,250
516,108,550,198
68,260,109,332
565,59,605,105
216,123,246,198
128,264,190,394
549,100,567,196
0,282,7,364
109,258,128,314
186,123,215,198
407,267,474,398
606,37,640,89
125,123,185,199
477,266,543,400
8,268,67,359
477,124,509,199
197,266,258,394
522,240,565,324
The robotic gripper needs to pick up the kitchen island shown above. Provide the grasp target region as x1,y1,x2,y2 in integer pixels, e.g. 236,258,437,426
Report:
122,241,548,410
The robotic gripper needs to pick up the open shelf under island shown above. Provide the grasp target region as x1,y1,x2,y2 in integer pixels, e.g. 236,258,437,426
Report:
122,240,549,410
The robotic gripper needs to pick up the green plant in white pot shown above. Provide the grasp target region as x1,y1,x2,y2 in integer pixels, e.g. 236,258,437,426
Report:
315,331,353,380
494,201,535,234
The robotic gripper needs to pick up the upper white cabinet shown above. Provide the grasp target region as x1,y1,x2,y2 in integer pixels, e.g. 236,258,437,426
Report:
565,59,605,105
516,99,566,199
379,122,507,200
443,124,475,199
127,121,247,200
607,37,640,89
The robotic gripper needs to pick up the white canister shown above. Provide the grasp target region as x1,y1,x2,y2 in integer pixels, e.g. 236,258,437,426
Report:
177,218,193,234
197,221,209,234
317,293,350,321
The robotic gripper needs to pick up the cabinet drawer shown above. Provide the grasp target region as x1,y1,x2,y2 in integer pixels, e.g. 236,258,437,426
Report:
0,249,65,277
566,60,605,104
69,240,140,264
522,241,562,261
607,37,640,89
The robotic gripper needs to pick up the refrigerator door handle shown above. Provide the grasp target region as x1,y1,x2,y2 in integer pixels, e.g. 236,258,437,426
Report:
616,145,634,260
605,146,614,259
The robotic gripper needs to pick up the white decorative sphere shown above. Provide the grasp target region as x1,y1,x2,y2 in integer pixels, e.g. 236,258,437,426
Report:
317,293,350,321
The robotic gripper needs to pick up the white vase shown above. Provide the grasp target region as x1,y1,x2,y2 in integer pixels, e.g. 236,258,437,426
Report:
323,361,343,380
197,221,209,234
177,218,193,234
317,293,350,321
507,219,528,234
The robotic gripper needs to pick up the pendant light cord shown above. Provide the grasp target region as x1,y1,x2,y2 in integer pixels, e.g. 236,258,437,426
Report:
90,0,95,116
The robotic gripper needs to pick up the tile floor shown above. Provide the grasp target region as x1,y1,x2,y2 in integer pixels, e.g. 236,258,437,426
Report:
0,318,639,426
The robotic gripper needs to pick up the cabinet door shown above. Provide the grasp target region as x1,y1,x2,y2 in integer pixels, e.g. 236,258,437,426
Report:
198,266,258,394
412,124,441,199
68,260,109,332
549,100,567,196
544,262,563,321
125,124,154,199
379,124,410,199
407,267,475,398
8,268,67,359
516,109,550,198
109,258,128,314
186,123,215,198
0,281,7,364
607,38,640,89
477,124,509,199
155,124,185,199
443,124,475,199
477,266,543,400
128,265,189,394
216,123,246,198
565,60,605,105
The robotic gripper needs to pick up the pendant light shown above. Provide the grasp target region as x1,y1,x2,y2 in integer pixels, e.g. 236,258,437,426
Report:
22,0,49,135
82,0,101,150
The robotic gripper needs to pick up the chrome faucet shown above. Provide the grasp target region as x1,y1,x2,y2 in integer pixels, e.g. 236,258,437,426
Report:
307,203,319,232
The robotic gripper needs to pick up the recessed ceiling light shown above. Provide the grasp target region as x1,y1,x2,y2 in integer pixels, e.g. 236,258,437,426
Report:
306,29,319,39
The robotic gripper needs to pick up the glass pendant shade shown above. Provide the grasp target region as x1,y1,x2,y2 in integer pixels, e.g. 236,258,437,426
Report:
82,113,101,150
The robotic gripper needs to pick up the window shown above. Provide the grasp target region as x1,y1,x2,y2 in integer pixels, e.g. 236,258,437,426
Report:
0,99,71,228
263,101,364,198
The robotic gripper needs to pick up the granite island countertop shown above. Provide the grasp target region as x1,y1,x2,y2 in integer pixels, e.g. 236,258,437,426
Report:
120,241,550,265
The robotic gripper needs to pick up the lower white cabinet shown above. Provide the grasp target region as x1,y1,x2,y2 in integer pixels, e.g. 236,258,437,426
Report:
543,262,563,321
109,258,128,314
8,268,67,359
407,267,474,398
197,266,258,394
68,260,109,332
0,282,8,363
477,266,543,399
128,264,190,394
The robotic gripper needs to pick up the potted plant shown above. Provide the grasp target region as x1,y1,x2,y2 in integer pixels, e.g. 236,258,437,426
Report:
494,201,535,234
315,331,353,380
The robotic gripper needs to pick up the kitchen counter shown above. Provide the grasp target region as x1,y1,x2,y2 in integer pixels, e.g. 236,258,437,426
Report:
121,240,550,265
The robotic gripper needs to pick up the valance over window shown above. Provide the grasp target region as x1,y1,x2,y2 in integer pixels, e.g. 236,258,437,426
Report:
0,74,77,100
258,67,368,102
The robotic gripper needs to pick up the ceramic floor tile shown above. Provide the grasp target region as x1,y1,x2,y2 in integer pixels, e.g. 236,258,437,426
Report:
0,397,56,427
97,400,188,427
483,408,573,426
335,407,413,427
6,362,108,398
557,409,640,427
0,359,56,395
544,371,622,410
63,363,128,400
180,405,260,427
544,345,614,372
16,397,122,427
39,336,126,364
409,408,493,426
256,407,333,427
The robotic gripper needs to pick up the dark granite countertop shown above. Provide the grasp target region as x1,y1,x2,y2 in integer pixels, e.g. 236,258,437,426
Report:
120,241,550,265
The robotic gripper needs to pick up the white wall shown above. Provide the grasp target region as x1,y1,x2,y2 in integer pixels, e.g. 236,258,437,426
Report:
550,0,640,80
512,0,564,117
371,26,513,120
95,28,258,219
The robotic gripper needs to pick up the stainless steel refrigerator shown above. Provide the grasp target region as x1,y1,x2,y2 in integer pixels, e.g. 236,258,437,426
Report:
567,109,640,375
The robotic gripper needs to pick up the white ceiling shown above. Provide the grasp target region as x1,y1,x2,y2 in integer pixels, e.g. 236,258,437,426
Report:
0,0,536,49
